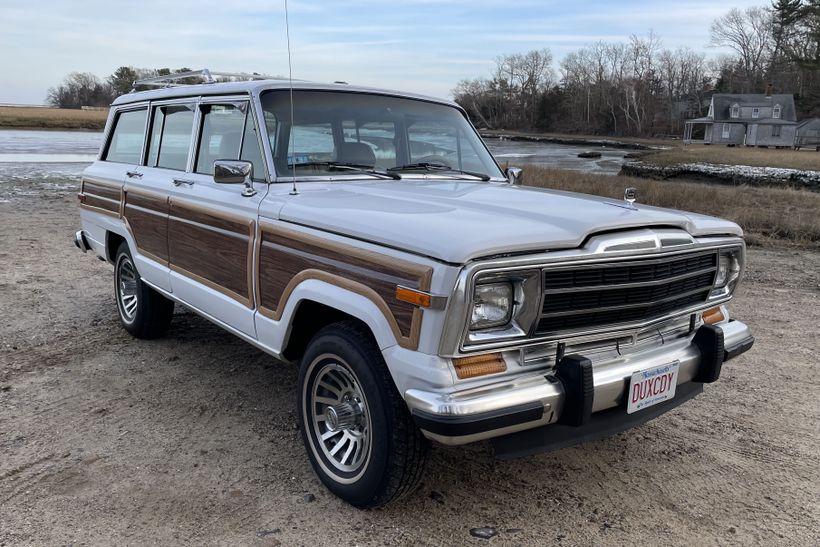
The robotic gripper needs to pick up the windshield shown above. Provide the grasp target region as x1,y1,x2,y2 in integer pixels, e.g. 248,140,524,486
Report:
259,90,505,181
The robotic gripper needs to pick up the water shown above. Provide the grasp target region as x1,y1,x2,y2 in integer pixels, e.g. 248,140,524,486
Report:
484,137,631,175
0,129,631,202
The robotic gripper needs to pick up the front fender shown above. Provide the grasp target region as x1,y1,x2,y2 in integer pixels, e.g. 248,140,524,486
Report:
255,277,402,353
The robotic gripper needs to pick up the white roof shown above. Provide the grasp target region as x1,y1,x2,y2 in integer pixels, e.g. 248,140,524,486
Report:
111,79,459,108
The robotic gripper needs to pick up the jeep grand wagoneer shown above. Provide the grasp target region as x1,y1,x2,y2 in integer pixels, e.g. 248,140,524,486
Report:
75,70,754,507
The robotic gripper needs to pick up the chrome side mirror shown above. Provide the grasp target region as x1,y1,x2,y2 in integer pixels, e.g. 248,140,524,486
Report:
214,159,256,197
505,166,523,185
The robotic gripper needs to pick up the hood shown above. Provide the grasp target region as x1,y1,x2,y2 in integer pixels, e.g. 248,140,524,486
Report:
278,180,742,263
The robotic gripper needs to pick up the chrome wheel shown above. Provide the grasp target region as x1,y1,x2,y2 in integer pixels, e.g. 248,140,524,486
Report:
116,255,139,324
305,356,372,480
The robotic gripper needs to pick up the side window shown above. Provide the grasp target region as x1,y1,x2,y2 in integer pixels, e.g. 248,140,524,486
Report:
103,108,147,163
195,103,246,175
290,123,334,164
343,121,397,169
195,102,266,180
146,103,195,171
407,120,485,172
240,111,266,181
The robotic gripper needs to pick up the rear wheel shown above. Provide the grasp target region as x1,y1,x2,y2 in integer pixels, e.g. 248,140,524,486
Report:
298,321,429,507
114,242,174,338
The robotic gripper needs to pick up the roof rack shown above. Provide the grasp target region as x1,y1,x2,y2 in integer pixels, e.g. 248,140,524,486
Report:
131,69,282,90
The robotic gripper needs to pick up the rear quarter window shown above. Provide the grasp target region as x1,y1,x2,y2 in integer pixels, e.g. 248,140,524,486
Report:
103,108,147,164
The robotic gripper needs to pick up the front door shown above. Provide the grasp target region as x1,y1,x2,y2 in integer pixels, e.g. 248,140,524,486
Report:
166,98,268,338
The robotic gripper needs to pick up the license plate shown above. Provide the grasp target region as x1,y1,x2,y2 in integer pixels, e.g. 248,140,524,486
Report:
627,361,680,414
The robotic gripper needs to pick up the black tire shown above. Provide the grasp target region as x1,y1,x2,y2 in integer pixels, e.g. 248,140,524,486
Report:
114,241,174,339
298,320,429,508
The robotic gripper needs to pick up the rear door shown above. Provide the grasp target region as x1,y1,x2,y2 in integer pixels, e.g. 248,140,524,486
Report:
166,96,268,337
120,100,198,291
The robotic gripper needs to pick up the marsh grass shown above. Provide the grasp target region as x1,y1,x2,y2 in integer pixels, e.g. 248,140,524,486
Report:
0,106,108,130
523,166,820,247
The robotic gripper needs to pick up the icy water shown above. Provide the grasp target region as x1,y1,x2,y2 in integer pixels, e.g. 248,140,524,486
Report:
0,129,631,202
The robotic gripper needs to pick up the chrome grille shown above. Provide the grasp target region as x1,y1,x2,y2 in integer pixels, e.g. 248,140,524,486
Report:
534,251,717,335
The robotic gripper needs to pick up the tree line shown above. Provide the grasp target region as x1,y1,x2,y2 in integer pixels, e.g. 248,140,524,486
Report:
46,67,194,109
454,1,820,136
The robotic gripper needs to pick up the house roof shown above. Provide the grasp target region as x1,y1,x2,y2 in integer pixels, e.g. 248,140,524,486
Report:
710,93,796,122
797,118,820,131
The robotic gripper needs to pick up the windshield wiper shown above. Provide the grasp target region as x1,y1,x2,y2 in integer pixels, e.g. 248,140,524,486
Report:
387,162,491,181
287,161,400,180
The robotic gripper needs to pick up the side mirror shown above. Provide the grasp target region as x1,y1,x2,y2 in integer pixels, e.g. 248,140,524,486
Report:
505,166,523,186
214,159,256,197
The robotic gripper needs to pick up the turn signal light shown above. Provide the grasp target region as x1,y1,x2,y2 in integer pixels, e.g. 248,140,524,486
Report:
452,353,507,380
702,306,725,325
395,286,432,308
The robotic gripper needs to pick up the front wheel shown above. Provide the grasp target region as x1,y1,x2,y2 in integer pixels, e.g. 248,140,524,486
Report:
298,321,429,507
114,242,174,339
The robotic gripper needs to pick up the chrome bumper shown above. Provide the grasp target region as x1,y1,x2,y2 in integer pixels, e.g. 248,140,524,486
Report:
407,320,753,446
73,230,91,252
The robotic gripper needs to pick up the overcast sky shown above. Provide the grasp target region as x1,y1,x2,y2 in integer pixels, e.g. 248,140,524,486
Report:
1,0,764,104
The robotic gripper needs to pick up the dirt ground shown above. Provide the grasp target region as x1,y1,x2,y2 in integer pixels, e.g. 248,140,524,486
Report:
1,193,818,546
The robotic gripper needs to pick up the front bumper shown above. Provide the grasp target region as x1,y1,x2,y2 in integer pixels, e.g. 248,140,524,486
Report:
406,320,754,450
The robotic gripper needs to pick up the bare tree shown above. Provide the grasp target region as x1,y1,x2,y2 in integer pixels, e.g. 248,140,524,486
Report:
709,7,773,92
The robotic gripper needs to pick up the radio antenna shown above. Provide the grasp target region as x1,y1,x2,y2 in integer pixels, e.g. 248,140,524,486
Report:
284,0,298,195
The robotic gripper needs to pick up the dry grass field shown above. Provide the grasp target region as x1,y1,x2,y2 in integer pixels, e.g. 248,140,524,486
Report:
0,106,107,130
635,144,820,171
524,166,820,247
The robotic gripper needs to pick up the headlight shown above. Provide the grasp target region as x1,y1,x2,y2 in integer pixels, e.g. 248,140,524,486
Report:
710,247,743,299
470,282,513,330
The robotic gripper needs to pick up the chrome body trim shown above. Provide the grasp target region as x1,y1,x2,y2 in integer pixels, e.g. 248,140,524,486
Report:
439,230,745,356
410,319,753,446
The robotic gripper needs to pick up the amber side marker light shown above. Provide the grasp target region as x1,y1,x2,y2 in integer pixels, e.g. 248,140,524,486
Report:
395,286,432,308
452,353,507,380
702,306,725,325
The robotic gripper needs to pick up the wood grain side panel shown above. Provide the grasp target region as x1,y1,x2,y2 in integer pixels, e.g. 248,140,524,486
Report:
81,178,122,215
83,180,121,201
124,203,169,263
257,224,433,349
83,194,120,214
169,199,248,236
168,199,254,307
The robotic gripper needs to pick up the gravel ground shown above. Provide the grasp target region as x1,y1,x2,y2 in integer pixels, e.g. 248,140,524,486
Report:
1,193,818,546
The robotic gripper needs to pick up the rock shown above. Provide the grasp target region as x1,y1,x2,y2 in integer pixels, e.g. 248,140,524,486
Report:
578,151,602,159
303,493,316,503
429,490,445,504
469,527,498,539
0,385,10,391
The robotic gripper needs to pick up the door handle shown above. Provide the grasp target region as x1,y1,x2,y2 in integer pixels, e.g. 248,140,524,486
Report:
126,171,143,178
172,178,195,187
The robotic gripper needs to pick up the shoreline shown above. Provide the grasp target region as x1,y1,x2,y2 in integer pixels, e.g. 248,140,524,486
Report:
620,160,820,192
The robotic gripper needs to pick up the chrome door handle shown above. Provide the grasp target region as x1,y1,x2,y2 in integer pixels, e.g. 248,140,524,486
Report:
126,171,143,178
172,178,195,186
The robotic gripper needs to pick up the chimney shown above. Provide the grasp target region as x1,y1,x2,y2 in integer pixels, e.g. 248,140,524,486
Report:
765,83,773,97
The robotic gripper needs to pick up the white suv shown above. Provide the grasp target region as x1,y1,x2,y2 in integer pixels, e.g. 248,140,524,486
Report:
75,73,754,507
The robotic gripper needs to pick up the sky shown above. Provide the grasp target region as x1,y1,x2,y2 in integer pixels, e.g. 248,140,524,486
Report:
0,0,766,105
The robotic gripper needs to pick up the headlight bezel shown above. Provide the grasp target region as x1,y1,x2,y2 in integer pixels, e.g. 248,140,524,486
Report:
709,246,744,301
465,270,542,345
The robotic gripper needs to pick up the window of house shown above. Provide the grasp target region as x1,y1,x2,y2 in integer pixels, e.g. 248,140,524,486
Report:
730,104,739,118
772,125,782,137
752,107,760,119
146,103,195,171
773,105,781,119
722,124,731,139
103,108,147,164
